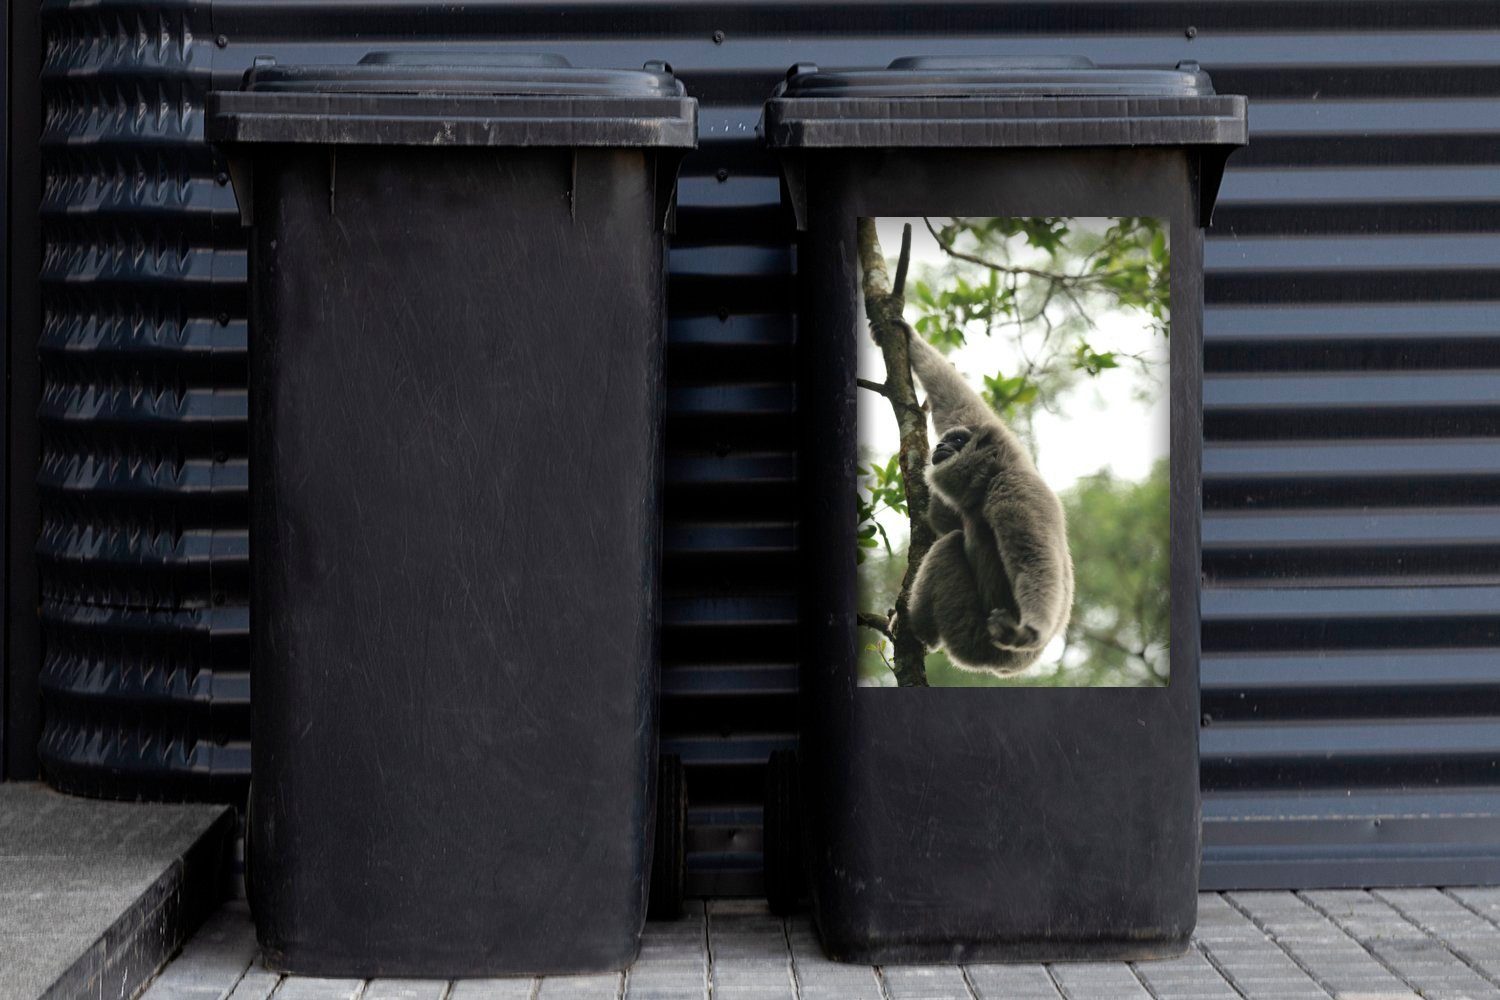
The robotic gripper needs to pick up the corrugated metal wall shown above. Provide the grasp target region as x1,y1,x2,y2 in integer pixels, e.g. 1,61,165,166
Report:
19,0,1500,893
1192,7,1500,886
36,0,249,799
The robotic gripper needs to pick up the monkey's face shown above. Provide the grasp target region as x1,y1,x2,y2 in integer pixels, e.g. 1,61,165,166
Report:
931,427,971,465
927,425,1002,507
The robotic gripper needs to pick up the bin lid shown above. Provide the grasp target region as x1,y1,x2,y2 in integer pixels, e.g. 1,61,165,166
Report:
773,55,1222,99
761,56,1247,225
762,56,1246,150
207,53,697,148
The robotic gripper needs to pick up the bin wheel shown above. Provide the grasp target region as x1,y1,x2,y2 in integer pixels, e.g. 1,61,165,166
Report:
649,753,687,919
764,748,804,916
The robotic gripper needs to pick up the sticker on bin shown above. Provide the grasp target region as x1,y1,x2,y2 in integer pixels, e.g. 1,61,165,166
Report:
856,217,1169,689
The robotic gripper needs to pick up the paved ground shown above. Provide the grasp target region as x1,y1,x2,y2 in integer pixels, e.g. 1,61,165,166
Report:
0,784,231,1000
143,889,1500,1000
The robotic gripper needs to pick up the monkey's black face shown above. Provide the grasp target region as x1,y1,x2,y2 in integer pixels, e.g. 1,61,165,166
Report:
932,428,972,465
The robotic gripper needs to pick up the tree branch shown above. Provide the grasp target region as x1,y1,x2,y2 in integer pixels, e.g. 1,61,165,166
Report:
857,377,927,419
923,216,1130,287
857,219,931,688
1079,626,1148,661
1077,625,1166,683
857,612,894,639
892,223,912,297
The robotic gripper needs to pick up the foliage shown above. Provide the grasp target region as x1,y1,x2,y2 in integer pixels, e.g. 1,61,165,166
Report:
907,216,1169,427
855,454,905,564
1062,460,1171,685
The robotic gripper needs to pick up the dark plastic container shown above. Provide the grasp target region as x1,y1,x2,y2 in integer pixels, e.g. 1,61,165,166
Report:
762,58,1245,963
207,54,695,977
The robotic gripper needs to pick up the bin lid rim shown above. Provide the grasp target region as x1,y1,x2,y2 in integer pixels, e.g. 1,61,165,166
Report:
773,57,1217,99
242,53,685,99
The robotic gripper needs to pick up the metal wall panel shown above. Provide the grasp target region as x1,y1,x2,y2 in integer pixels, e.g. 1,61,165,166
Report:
26,0,1500,891
36,0,249,798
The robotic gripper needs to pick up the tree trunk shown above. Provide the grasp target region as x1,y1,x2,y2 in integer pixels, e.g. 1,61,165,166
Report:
856,219,933,688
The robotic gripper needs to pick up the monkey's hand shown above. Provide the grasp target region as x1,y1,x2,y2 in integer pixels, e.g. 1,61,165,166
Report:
870,317,914,350
987,609,1043,652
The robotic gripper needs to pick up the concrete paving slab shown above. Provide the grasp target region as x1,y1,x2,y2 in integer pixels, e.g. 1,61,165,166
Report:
115,888,1500,1000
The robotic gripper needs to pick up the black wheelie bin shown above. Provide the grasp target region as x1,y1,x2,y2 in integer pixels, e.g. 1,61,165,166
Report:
761,56,1246,963
208,53,695,977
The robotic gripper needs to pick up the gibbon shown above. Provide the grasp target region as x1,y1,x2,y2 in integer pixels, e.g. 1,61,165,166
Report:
891,325,1075,675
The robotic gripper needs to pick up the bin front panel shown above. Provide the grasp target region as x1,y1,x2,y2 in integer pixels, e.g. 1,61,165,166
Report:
248,144,664,976
797,147,1202,962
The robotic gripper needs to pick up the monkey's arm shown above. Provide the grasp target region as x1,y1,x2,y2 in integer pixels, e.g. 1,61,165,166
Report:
982,480,1073,652
903,325,998,433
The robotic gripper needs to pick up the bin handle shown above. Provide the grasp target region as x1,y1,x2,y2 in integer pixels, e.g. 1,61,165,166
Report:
653,150,690,234
226,156,254,227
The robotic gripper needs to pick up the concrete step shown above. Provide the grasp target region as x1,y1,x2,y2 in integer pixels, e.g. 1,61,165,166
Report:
0,783,233,1000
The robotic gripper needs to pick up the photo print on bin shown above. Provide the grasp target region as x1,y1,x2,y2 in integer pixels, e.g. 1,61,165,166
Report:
857,217,1170,689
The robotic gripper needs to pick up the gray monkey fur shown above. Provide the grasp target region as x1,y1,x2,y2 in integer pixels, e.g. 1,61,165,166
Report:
895,325,1076,675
